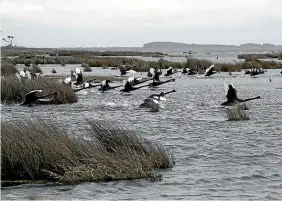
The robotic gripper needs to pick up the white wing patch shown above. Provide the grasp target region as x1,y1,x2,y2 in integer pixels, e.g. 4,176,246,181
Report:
75,67,82,74
100,80,106,86
26,90,43,95
206,64,214,73
83,83,90,88
64,77,71,84
19,70,26,77
128,76,135,84
37,97,54,102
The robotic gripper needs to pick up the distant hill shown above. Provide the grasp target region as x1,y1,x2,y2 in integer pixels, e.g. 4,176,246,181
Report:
143,42,282,52
2,42,282,53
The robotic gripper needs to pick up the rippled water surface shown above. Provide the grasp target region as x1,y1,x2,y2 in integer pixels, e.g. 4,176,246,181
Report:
1,69,282,200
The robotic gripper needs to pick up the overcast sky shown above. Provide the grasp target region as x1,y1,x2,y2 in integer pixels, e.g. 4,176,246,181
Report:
1,0,282,47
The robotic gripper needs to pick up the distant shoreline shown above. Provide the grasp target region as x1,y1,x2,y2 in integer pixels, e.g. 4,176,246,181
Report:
1,42,282,53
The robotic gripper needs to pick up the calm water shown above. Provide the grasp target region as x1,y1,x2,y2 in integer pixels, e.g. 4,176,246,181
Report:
1,68,282,200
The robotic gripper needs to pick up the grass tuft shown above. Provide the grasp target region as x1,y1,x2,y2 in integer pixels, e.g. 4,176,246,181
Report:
1,76,77,104
227,104,250,121
1,119,174,185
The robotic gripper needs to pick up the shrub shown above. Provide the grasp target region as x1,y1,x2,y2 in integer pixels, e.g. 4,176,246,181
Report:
1,120,174,184
1,76,77,104
227,104,250,121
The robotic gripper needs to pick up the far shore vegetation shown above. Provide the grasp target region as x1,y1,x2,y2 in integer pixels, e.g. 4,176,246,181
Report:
1,119,174,186
2,50,282,75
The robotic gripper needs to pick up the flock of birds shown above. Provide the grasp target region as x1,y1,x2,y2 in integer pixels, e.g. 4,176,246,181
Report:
15,63,263,111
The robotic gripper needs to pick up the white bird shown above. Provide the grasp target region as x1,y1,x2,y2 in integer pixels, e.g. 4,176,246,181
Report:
63,77,72,87
20,90,57,107
19,70,27,77
149,67,155,75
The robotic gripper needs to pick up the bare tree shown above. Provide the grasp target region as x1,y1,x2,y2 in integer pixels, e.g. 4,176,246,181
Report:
2,35,14,48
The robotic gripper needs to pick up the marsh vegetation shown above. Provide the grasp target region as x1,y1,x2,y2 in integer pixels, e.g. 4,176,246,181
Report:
1,119,174,185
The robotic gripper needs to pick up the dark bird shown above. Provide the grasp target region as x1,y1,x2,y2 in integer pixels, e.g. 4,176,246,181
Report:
139,89,176,109
149,78,175,87
120,81,149,93
20,90,57,107
153,68,162,82
99,80,111,91
119,65,136,75
205,64,217,77
221,82,261,106
182,68,188,74
250,68,265,77
164,66,174,76
187,68,197,75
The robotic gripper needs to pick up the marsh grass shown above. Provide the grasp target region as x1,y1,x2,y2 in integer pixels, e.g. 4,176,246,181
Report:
227,104,250,121
1,60,18,76
242,57,282,69
1,76,77,104
83,65,92,72
23,65,43,74
1,119,174,185
184,58,212,71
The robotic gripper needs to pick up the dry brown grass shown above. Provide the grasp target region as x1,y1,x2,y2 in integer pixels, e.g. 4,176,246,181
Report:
1,119,174,185
1,76,77,104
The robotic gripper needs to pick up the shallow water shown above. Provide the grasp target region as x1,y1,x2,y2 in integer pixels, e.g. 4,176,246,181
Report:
1,69,282,200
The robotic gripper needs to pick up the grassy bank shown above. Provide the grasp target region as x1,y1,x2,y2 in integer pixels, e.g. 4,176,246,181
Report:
1,119,174,185
1,76,77,104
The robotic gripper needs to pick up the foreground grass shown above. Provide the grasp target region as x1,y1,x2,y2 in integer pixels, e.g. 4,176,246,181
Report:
1,76,77,104
1,120,174,185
